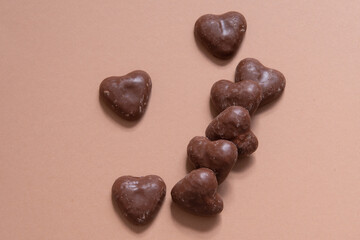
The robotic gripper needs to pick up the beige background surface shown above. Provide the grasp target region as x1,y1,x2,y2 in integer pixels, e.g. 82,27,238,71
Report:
1,0,360,239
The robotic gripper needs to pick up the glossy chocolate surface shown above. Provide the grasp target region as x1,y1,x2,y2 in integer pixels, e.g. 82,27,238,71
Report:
194,11,247,59
232,131,258,157
206,106,258,157
171,168,223,216
206,106,251,140
100,70,152,121
187,136,237,184
235,58,286,106
112,175,166,225
210,79,262,115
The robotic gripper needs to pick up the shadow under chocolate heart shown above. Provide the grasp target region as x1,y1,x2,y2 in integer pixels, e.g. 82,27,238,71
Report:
170,202,220,231
232,155,255,173
254,92,285,116
217,180,231,197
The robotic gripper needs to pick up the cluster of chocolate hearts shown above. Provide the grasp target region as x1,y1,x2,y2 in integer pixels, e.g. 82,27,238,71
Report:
211,58,286,115
171,12,286,216
172,106,255,216
172,55,287,215
105,11,286,225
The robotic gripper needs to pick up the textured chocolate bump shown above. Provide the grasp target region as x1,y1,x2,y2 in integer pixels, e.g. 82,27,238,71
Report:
235,58,286,106
206,106,258,157
171,168,223,216
210,79,262,115
187,136,237,184
112,175,166,225
194,11,247,59
100,70,152,121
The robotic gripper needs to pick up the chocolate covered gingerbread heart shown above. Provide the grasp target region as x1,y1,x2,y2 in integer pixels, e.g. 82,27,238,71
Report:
112,175,166,225
171,168,223,216
235,58,286,106
210,79,262,115
206,106,258,157
187,136,237,184
99,70,152,121
194,11,247,59
231,131,259,157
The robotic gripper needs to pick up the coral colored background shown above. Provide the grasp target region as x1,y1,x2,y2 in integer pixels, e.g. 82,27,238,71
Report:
1,1,360,239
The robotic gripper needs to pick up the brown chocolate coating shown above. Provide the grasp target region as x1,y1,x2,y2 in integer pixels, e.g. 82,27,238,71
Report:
112,175,166,225
235,58,286,106
99,70,152,121
171,168,223,216
210,79,262,115
205,106,258,157
206,106,251,140
194,11,247,59
187,136,238,184
232,131,258,157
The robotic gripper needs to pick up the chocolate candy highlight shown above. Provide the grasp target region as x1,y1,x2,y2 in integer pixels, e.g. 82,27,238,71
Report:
210,79,262,115
100,70,152,121
206,106,258,157
194,11,247,59
112,175,166,225
171,168,223,216
235,58,286,106
187,136,237,184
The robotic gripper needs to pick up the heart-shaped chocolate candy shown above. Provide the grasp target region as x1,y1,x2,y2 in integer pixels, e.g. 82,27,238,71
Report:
231,131,259,157
171,168,223,216
235,58,286,106
206,106,258,157
210,79,262,115
112,175,166,225
194,11,247,59
100,70,152,121
187,136,237,184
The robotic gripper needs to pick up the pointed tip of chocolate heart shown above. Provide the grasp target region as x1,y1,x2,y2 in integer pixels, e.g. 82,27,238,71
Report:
99,70,152,121
194,11,247,59
112,175,166,225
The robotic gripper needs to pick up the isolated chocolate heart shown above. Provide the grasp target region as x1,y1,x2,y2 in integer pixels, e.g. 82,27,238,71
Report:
206,106,258,157
99,70,152,121
187,136,237,184
112,175,166,225
235,58,286,106
171,168,223,216
194,11,247,59
210,79,262,115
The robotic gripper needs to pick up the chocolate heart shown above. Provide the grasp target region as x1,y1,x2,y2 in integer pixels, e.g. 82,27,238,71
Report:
187,136,237,184
206,106,258,157
194,11,247,59
210,79,262,115
235,58,286,106
112,175,166,225
171,168,223,216
231,131,259,157
99,70,152,121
